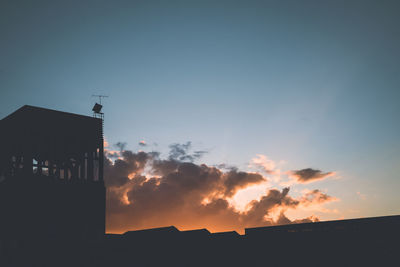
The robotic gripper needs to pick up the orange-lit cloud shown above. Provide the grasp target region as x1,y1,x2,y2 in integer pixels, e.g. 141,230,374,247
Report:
104,138,123,160
249,154,284,183
104,143,339,234
250,154,277,174
139,140,147,146
104,138,109,148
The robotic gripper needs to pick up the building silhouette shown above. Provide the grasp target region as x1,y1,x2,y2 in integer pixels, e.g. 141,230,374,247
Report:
0,105,398,267
0,105,105,243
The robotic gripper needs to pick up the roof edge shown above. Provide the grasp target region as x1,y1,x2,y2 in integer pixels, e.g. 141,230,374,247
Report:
1,105,99,121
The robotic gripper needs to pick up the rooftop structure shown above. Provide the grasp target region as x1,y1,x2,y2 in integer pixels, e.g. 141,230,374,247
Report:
0,105,105,241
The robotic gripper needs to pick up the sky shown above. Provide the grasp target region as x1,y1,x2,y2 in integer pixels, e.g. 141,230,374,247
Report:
1,0,400,233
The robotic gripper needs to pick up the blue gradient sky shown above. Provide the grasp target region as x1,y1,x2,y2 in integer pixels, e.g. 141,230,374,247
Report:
1,0,400,220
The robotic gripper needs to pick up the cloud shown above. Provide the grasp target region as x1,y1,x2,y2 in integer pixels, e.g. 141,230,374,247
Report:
215,164,238,171
223,171,265,197
138,140,147,147
104,143,338,234
115,142,127,151
104,141,124,159
104,150,152,188
300,189,338,205
168,141,207,162
104,138,110,148
249,154,284,183
250,154,276,174
287,168,335,184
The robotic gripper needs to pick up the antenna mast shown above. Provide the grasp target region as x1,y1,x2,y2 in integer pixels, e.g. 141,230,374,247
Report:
91,95,108,119
91,94,108,185
92,94,109,105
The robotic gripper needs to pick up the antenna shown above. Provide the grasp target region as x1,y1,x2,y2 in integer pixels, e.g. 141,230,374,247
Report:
91,95,107,184
91,95,109,119
92,94,109,104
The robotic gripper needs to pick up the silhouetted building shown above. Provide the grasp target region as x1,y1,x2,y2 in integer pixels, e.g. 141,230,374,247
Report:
98,215,400,267
0,105,105,244
0,106,398,267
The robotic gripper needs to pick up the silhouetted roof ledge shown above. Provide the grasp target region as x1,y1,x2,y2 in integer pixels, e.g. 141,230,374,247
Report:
181,228,210,234
1,105,97,121
0,104,103,153
181,229,211,238
245,214,400,235
123,226,179,236
109,215,400,239
211,231,240,237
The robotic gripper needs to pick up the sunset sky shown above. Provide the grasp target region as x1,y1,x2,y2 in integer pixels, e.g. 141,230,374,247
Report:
1,0,400,233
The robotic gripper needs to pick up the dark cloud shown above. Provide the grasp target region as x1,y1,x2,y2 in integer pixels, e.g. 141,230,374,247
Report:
168,142,207,162
115,142,127,151
106,151,120,159
104,150,153,187
300,189,336,204
104,144,336,234
288,168,335,183
215,164,238,171
243,187,302,226
223,171,265,197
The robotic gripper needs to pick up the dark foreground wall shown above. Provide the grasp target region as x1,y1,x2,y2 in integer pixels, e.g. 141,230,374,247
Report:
0,175,105,243
1,215,399,267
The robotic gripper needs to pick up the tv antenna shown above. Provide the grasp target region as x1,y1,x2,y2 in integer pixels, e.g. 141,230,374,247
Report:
92,94,109,104
91,94,109,119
